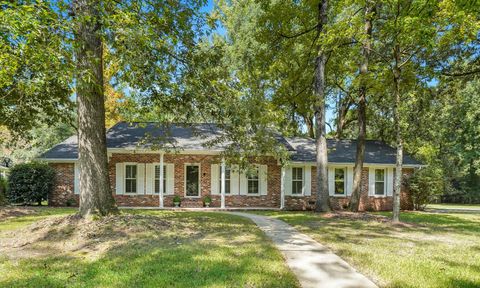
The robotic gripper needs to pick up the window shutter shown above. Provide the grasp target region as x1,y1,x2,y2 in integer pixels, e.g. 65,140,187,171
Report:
239,169,247,195
285,167,292,196
304,166,311,196
346,167,353,196
211,164,219,195
328,167,335,196
115,163,124,195
387,167,394,196
230,165,239,195
145,163,154,195
74,163,80,194
368,167,375,196
259,165,268,195
166,164,175,195
137,164,145,194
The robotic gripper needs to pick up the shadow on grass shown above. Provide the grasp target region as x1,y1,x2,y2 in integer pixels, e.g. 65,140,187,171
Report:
0,212,299,288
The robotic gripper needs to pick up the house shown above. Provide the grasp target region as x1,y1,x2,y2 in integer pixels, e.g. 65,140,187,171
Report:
40,122,422,210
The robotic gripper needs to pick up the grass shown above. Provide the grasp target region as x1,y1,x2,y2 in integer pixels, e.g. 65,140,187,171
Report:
427,203,480,210
255,210,480,288
0,207,76,231
0,208,299,288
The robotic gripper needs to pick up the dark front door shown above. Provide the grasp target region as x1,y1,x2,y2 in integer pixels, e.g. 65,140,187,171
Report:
185,165,200,197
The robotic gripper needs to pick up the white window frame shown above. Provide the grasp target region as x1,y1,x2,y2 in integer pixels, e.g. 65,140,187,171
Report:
184,163,201,198
247,167,260,195
334,167,347,196
374,168,386,196
154,164,167,194
124,163,137,195
291,167,304,195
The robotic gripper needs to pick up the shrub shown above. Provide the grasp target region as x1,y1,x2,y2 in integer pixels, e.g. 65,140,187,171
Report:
8,162,55,205
203,195,212,204
66,197,77,207
407,167,443,210
173,195,181,203
0,177,8,206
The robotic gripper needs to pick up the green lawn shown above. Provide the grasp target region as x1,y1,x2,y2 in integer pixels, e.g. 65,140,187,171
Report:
0,208,299,288
427,203,480,210
255,211,480,288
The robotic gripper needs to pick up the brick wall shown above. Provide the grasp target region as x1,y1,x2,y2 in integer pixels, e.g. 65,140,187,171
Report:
49,154,413,211
285,167,414,211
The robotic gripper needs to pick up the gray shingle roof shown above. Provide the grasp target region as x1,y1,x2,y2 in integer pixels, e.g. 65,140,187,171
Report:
40,122,422,165
285,137,422,165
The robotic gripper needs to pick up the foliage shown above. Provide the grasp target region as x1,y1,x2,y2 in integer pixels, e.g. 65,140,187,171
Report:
7,162,55,205
407,167,444,210
0,176,8,206
173,195,181,203
203,195,212,204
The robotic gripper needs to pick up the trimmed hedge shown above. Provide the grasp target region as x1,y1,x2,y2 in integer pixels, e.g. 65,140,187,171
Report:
8,162,55,205
0,177,7,205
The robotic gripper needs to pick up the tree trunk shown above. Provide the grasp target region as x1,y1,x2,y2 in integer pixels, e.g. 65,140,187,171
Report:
304,115,315,139
392,44,402,223
314,0,331,212
349,1,374,212
73,0,118,217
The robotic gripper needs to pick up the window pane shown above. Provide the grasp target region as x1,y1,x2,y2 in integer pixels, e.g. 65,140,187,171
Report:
335,181,345,195
186,165,199,196
334,168,345,181
225,180,231,194
375,182,385,195
155,179,159,193
292,181,302,194
375,169,385,181
219,166,231,194
248,180,259,194
126,179,136,193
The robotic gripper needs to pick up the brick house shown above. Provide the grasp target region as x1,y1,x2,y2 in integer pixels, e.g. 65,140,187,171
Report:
40,122,422,210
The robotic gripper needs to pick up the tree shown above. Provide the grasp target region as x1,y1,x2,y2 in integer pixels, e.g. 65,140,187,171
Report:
349,0,376,212
8,162,55,205
72,0,117,216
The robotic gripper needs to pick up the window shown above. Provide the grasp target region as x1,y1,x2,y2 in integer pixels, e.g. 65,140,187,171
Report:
292,167,303,195
334,168,346,195
375,169,386,195
247,168,259,194
154,165,167,194
125,165,137,194
218,166,231,194
185,165,200,197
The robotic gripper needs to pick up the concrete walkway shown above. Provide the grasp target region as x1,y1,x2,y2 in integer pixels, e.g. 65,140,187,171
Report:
230,212,377,288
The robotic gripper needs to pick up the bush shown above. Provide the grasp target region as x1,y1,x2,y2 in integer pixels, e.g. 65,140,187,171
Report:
0,177,8,206
8,162,55,205
407,167,443,210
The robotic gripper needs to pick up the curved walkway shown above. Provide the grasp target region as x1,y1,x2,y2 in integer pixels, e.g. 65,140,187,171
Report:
230,212,377,288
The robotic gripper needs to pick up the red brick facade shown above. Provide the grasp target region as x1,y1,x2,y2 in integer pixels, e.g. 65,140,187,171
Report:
49,153,413,211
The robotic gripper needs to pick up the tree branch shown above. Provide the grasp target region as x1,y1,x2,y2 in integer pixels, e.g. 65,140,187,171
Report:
279,24,319,39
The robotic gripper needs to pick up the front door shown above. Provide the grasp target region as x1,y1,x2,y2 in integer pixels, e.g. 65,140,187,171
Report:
185,165,200,197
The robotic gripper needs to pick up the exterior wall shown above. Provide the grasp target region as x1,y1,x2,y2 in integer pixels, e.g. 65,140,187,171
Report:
49,154,413,211
49,163,79,206
285,167,414,211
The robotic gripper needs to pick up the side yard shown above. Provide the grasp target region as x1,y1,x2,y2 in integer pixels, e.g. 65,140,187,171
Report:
257,210,480,288
0,208,299,288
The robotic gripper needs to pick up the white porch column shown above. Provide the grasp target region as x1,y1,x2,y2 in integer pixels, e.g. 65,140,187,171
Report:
280,167,285,209
159,152,164,208
220,158,226,209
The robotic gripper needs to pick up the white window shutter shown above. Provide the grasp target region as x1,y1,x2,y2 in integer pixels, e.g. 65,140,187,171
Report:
304,166,311,196
74,163,80,194
259,165,268,195
145,163,154,195
166,164,175,195
368,167,375,196
230,165,240,195
137,164,145,194
328,167,335,196
239,170,247,195
211,164,219,195
285,167,292,196
346,167,354,196
387,167,394,196
115,163,124,195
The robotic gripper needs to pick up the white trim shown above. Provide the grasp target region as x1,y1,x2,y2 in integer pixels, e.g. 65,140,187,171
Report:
372,168,388,198
221,158,226,209
332,167,348,197
184,163,201,198
159,153,164,208
74,163,80,195
280,167,285,209
124,162,138,195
